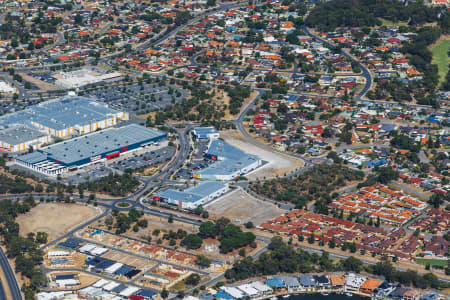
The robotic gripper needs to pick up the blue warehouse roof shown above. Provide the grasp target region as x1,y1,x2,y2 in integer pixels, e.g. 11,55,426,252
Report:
18,151,48,164
156,181,227,203
184,181,227,197
197,155,260,177
18,124,166,166
196,139,261,178
207,139,249,160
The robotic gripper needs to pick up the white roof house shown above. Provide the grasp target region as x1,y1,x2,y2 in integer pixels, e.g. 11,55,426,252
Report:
79,286,104,298
79,244,96,253
37,291,67,300
98,293,121,300
105,263,123,274
91,247,108,256
221,286,246,299
237,284,259,297
345,273,366,289
119,286,140,297
47,251,70,258
250,281,272,293
93,279,110,288
55,279,79,287
103,281,120,291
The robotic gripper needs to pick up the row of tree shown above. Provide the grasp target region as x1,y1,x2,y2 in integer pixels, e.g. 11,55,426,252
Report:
306,0,441,31
0,200,46,300
0,174,34,194
225,237,449,290
79,173,140,197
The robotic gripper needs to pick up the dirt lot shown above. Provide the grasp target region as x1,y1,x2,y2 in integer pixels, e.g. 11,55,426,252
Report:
17,203,101,241
44,249,87,270
102,250,157,271
220,130,304,180
95,213,198,242
205,188,286,226
19,73,58,91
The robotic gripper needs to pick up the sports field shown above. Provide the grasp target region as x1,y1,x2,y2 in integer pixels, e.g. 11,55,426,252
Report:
431,38,450,84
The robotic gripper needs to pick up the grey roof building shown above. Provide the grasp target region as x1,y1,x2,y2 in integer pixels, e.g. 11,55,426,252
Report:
192,127,219,139
299,275,315,287
278,276,300,289
195,139,262,180
16,124,166,176
0,95,127,137
154,181,228,209
0,124,50,152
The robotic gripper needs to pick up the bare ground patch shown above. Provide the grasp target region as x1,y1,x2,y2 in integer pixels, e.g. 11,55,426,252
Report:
205,188,286,226
19,73,58,91
220,129,304,180
93,213,197,244
17,203,101,242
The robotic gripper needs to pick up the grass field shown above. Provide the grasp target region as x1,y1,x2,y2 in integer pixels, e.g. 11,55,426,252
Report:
431,39,450,84
416,258,448,267
379,18,408,27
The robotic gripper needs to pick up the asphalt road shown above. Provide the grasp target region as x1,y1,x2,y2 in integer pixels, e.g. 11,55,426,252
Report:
0,261,6,300
0,3,446,296
0,247,21,300
38,4,82,52
302,26,372,100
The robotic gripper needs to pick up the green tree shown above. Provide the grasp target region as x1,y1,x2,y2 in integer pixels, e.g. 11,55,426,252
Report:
329,237,336,249
198,221,217,238
181,234,203,250
196,255,211,268
35,232,47,244
308,233,315,244
342,256,362,273
161,288,169,299
185,273,201,286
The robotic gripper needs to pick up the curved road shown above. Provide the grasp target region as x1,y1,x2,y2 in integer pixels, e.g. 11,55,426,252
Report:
233,89,312,165
0,247,21,300
302,25,373,100
0,3,445,298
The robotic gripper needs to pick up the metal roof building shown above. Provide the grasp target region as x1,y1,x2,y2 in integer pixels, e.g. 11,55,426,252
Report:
16,124,166,176
0,95,128,138
154,181,228,209
0,124,50,152
192,127,219,140
206,139,247,161
193,139,262,180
